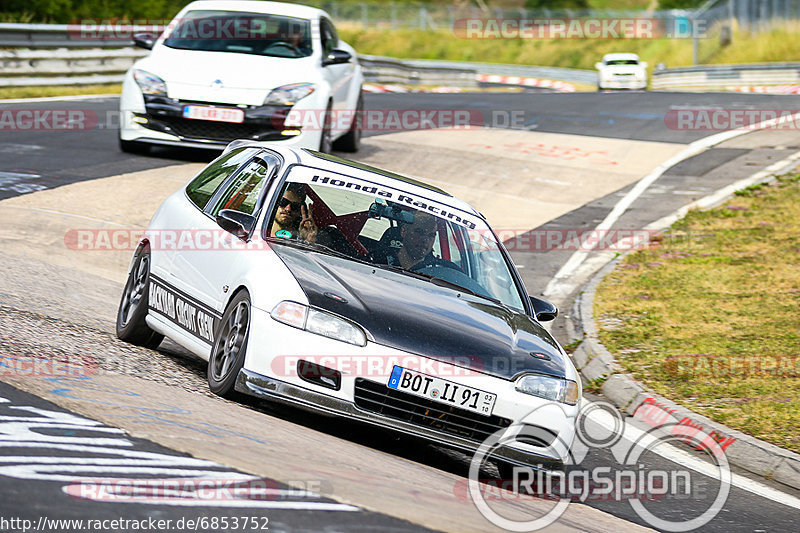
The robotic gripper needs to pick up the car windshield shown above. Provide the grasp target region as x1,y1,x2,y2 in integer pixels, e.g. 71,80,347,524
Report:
266,169,526,311
163,10,313,58
605,59,639,66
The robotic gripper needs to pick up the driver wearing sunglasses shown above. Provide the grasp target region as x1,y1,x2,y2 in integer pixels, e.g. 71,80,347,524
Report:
270,182,317,243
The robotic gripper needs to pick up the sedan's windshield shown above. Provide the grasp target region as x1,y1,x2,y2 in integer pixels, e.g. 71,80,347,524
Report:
605,59,639,66
266,169,526,311
164,10,313,58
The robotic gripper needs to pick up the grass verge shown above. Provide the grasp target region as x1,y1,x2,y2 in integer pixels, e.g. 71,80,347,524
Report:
0,84,122,100
340,22,800,71
594,173,800,453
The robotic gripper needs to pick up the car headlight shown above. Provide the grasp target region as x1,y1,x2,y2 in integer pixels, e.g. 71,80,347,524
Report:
133,69,167,96
263,83,315,105
270,301,366,346
515,374,579,405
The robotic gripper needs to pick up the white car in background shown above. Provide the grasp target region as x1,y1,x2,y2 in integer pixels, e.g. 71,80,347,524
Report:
119,0,363,154
595,53,648,90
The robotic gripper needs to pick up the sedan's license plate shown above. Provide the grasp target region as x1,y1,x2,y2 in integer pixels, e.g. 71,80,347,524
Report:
182,105,244,123
387,366,496,417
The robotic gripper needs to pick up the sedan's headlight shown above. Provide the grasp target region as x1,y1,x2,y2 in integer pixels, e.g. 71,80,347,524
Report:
263,83,315,105
270,301,366,346
516,374,579,405
133,69,167,96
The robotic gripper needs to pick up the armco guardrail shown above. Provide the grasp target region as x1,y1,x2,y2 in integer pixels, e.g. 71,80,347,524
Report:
652,63,800,91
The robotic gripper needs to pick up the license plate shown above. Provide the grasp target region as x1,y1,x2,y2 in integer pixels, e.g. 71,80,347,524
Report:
387,366,496,417
182,105,244,123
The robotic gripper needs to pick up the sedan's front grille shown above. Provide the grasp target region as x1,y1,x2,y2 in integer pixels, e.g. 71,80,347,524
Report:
354,378,512,443
153,116,273,142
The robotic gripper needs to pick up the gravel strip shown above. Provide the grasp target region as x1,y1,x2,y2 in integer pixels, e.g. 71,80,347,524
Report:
0,303,219,399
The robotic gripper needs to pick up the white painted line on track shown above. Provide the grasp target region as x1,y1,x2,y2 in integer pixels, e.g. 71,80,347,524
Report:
588,409,800,511
644,149,800,232
0,94,119,104
544,112,800,301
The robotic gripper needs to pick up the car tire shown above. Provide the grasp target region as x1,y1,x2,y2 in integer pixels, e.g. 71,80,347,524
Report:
116,243,164,349
333,92,362,153
119,137,150,155
208,290,251,397
319,102,333,154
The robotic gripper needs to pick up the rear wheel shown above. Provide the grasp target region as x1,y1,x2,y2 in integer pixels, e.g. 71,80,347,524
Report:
116,243,163,349
208,291,251,397
333,92,362,153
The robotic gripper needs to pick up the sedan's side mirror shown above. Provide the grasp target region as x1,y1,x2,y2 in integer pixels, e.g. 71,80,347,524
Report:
133,33,156,50
216,209,256,241
323,49,352,67
530,296,558,322
594,62,603,69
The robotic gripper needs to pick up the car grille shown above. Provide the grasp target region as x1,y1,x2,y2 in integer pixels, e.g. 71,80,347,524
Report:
354,378,512,443
154,117,272,142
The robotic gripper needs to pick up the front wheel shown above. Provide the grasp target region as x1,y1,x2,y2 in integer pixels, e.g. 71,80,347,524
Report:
208,291,251,397
116,243,164,349
333,92,363,153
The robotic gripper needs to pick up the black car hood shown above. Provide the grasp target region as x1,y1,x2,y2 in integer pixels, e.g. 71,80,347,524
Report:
273,246,567,380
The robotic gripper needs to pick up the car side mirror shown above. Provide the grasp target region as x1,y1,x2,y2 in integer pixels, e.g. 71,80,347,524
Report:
323,49,352,67
530,296,558,322
640,61,648,68
133,33,156,50
594,62,603,69
216,209,256,241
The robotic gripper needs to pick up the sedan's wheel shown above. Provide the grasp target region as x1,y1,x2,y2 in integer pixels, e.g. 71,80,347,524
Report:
319,103,333,154
116,243,164,349
208,291,251,397
333,92,362,153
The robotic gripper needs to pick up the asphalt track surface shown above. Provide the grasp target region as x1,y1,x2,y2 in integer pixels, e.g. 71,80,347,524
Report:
2,91,800,532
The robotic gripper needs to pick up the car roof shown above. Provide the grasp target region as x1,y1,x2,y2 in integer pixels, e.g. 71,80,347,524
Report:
602,53,640,62
180,0,328,20
226,142,483,220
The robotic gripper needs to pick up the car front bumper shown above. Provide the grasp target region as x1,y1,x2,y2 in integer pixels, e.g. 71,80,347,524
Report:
236,367,573,471
119,96,323,150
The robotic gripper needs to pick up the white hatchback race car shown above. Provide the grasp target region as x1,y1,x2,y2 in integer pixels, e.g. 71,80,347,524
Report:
595,53,648,90
119,1,363,154
116,143,581,471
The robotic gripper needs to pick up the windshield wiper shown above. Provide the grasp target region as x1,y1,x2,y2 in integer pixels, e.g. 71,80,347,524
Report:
376,264,504,305
266,237,374,266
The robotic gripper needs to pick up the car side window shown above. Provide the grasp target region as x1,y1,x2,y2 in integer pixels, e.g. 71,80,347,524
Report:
210,159,273,217
320,19,338,56
185,148,256,210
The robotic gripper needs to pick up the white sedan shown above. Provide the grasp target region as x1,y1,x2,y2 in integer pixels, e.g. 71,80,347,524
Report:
119,1,363,154
595,53,648,90
116,143,581,472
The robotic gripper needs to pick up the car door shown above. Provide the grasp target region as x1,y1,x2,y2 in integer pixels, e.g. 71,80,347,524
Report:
319,18,353,117
169,152,280,318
